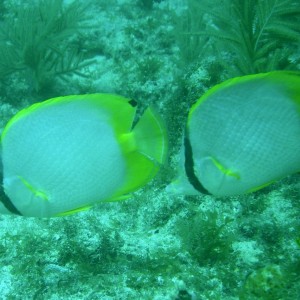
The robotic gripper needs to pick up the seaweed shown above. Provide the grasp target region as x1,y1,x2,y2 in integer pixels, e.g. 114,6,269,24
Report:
177,209,235,266
179,0,300,76
0,0,94,93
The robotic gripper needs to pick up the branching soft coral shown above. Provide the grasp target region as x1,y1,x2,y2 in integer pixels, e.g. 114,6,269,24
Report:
0,0,94,92
179,0,300,76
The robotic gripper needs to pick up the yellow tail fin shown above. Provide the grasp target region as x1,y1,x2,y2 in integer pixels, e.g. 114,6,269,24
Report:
114,107,168,198
133,107,168,164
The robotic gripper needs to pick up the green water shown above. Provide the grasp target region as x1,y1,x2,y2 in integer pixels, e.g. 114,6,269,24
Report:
0,0,299,299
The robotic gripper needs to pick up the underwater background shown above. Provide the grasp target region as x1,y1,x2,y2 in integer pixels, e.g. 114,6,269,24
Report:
0,0,299,299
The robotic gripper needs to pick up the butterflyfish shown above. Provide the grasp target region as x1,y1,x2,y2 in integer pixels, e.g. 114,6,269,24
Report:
0,94,167,217
172,71,300,196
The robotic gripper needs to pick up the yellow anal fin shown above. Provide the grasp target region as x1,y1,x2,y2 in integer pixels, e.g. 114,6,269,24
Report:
246,180,276,194
55,205,92,217
104,194,132,202
116,151,160,197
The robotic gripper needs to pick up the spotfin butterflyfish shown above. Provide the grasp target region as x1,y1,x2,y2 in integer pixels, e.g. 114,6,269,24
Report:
0,94,167,217
170,71,300,196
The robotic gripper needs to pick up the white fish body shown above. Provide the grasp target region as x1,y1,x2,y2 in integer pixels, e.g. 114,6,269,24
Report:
177,72,300,196
1,94,167,217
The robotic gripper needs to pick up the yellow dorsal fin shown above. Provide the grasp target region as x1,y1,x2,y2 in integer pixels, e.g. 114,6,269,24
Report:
264,71,300,113
188,71,300,126
2,94,137,141
79,94,137,134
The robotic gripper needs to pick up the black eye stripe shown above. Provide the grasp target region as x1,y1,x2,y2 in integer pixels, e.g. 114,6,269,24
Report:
0,151,22,215
0,189,22,216
184,129,210,195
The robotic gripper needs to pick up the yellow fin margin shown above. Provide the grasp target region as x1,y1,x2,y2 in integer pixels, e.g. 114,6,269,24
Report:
188,71,300,126
2,94,137,141
55,205,92,217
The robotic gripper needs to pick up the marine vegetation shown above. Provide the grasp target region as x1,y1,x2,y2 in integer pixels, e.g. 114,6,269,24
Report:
177,209,235,266
178,0,300,76
0,0,94,93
